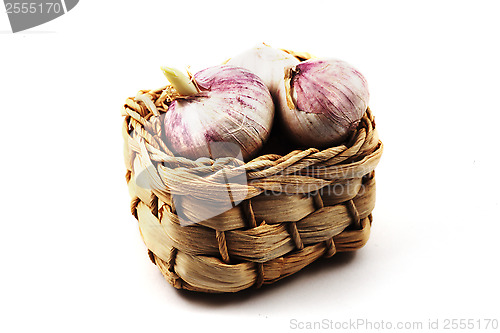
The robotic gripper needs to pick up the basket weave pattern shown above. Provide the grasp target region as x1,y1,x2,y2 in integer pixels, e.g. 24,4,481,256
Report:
122,85,383,293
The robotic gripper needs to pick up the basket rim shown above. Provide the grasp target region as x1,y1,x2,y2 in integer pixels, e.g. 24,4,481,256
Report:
123,103,381,169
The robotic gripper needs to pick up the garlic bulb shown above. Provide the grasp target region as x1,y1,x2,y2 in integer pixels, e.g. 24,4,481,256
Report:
280,59,369,147
226,43,300,106
162,65,274,161
228,44,370,148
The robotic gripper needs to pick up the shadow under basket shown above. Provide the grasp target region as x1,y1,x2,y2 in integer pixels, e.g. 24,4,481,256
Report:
122,85,383,293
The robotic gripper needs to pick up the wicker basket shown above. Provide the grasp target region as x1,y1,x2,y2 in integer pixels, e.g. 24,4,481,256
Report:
122,74,383,293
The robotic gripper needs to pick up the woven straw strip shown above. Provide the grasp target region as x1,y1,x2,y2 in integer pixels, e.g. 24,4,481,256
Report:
308,146,382,180
130,197,140,219
156,88,172,108
132,123,172,159
333,218,371,252
125,169,132,183
216,230,231,264
251,192,315,224
241,199,257,228
287,222,304,250
135,93,159,117
363,170,375,182
248,175,331,195
247,153,282,163
246,148,319,179
323,238,337,258
147,194,158,217
167,247,178,272
148,249,156,265
133,139,167,191
280,145,346,175
320,129,366,166
226,223,296,263
345,199,361,229
124,98,148,119
167,248,183,289
254,263,264,288
312,192,324,210
359,115,374,151
309,193,337,256
158,169,262,202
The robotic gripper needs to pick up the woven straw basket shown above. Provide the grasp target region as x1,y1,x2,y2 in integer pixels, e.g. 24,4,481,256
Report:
122,59,383,293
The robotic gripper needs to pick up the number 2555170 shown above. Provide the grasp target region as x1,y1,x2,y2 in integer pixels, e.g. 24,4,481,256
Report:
5,2,62,14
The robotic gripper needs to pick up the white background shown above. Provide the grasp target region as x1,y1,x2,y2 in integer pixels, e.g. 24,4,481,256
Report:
1,1,499,332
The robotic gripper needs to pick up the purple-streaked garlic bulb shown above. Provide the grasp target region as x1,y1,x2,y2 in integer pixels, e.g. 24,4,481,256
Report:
280,59,370,147
162,65,274,161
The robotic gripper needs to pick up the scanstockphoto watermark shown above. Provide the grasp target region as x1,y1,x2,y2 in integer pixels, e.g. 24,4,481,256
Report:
289,318,499,331
290,319,424,331
3,0,79,33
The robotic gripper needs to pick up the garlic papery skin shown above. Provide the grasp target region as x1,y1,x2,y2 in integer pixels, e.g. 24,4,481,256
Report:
226,44,300,106
280,59,370,147
162,65,274,161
